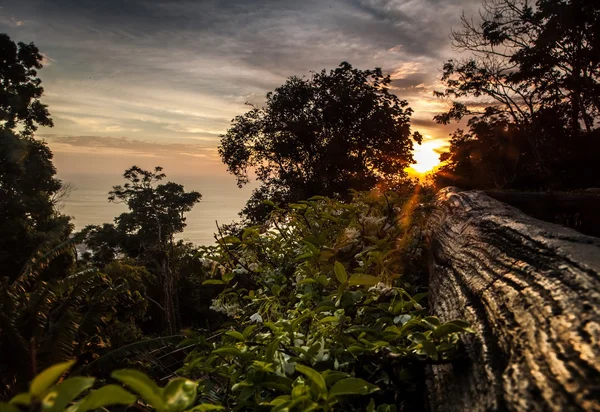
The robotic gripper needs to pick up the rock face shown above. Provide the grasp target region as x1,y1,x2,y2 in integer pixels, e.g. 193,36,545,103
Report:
426,188,600,412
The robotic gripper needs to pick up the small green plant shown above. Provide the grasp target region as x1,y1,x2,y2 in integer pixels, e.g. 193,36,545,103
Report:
2,360,200,412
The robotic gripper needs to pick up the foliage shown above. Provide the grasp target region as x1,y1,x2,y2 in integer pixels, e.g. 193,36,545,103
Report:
85,166,202,334
180,190,472,410
0,33,53,136
2,360,201,412
0,128,70,281
0,231,154,396
108,166,202,249
434,0,600,190
219,62,422,223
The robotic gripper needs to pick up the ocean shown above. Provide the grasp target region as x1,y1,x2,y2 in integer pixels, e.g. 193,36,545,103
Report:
58,173,257,246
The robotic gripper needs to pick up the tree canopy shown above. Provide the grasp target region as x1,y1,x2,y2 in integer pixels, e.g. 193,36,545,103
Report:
108,166,202,251
0,33,53,136
434,0,600,190
220,62,421,223
0,34,65,280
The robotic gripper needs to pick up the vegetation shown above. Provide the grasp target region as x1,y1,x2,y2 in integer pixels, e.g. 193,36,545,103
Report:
434,0,600,190
219,62,422,224
0,33,53,136
2,0,598,409
179,190,472,411
86,166,202,334
2,360,201,412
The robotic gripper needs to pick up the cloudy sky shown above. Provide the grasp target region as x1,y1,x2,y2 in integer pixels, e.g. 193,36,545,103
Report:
0,0,481,176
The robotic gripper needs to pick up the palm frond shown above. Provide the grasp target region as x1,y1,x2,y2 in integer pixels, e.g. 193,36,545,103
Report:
14,232,83,286
82,335,184,373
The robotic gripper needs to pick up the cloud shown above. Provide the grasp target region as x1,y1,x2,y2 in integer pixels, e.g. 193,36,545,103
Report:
42,134,220,160
0,14,26,27
0,0,483,164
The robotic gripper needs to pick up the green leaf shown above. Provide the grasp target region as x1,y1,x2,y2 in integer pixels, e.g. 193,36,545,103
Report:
221,235,241,244
0,402,19,412
262,200,276,207
30,360,76,397
68,385,137,412
225,331,245,342
242,325,257,339
202,279,227,285
348,274,380,286
212,346,243,357
322,371,349,387
187,404,226,411
334,262,348,283
111,369,165,411
294,365,327,397
420,340,438,358
266,337,282,362
319,316,339,323
9,393,32,406
328,378,380,399
303,240,319,256
47,377,95,412
163,378,197,412
345,326,375,334
433,320,474,338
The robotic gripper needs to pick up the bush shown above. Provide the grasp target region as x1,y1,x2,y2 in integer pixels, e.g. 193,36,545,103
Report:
180,191,472,410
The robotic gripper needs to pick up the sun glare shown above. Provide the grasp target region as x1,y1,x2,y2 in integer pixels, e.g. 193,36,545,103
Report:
410,141,444,174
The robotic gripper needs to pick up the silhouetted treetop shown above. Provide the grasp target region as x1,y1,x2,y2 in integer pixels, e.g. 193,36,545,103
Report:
220,62,421,223
108,166,202,248
434,0,600,190
0,33,52,136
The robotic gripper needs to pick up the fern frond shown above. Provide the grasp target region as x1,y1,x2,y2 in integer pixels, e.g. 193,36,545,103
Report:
83,335,184,373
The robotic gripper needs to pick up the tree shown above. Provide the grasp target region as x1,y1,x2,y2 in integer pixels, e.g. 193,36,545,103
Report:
220,62,421,223
434,0,600,190
0,35,66,280
0,129,71,280
0,33,53,136
86,166,201,334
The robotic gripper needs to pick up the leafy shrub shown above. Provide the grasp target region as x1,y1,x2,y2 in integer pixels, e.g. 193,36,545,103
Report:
180,191,472,410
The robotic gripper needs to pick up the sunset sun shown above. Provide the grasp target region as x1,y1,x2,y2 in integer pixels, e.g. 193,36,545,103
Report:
410,140,444,174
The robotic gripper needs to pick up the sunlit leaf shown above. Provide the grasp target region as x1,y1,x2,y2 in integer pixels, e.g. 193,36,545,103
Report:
348,274,380,286
294,364,327,397
334,261,348,283
225,331,245,342
9,393,32,406
328,378,379,399
68,385,137,412
30,360,76,397
47,377,95,412
187,404,226,411
202,279,227,285
111,369,164,410
212,346,243,357
163,378,197,412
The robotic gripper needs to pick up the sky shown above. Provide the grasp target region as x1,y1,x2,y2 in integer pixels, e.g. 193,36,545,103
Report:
0,0,482,177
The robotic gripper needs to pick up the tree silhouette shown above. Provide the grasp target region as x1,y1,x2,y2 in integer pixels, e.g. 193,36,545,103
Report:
220,62,421,223
0,33,53,136
86,166,201,334
434,0,600,190
0,129,71,280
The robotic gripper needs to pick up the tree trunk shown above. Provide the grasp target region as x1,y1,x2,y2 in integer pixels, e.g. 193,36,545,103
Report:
426,187,600,411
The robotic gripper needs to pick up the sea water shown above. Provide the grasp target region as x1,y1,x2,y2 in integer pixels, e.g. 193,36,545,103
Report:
57,173,256,246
